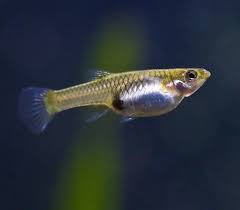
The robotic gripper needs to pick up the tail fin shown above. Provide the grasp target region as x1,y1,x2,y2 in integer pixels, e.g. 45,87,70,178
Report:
18,87,55,134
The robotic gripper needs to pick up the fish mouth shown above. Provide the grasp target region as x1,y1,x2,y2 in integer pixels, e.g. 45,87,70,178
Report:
203,69,211,79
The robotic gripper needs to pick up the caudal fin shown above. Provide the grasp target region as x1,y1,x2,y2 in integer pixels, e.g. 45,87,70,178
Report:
18,87,54,134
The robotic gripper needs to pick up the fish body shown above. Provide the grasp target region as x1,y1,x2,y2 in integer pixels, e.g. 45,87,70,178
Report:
18,68,211,133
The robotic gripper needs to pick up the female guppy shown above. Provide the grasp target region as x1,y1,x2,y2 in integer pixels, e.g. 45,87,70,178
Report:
19,68,211,133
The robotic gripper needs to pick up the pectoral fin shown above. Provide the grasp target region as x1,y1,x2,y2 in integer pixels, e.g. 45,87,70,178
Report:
120,116,135,123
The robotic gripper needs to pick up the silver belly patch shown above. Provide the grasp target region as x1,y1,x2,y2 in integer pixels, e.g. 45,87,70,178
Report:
119,78,177,116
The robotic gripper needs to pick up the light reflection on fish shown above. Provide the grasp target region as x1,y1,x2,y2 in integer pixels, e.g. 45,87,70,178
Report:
18,68,211,133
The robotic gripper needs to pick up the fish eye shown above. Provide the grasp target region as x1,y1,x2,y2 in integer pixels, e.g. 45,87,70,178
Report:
186,70,198,82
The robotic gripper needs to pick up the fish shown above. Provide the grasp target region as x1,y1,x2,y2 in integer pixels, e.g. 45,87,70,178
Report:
18,68,211,133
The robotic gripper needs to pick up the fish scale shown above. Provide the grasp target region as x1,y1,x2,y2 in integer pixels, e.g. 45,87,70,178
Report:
52,71,136,111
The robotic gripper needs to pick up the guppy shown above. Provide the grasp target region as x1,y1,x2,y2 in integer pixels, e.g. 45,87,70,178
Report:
19,68,211,133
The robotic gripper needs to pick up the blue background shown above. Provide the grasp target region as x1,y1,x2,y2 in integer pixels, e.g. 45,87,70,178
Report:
2,0,240,210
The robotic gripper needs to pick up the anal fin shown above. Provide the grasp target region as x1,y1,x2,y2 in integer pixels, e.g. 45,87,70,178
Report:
85,109,109,123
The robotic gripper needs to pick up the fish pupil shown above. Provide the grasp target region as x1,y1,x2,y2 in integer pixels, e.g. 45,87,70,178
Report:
186,70,197,81
189,72,196,78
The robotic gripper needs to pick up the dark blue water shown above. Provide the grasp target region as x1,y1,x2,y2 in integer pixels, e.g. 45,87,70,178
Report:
2,0,240,209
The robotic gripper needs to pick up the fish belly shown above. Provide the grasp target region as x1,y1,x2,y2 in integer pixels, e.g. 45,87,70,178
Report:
123,91,178,117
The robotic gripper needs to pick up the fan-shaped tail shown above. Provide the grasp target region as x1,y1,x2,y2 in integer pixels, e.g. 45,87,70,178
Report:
18,87,55,134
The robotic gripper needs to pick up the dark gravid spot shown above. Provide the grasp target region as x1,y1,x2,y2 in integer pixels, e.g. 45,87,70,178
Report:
112,98,125,110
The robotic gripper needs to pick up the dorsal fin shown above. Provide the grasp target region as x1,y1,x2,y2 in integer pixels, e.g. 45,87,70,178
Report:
93,70,111,79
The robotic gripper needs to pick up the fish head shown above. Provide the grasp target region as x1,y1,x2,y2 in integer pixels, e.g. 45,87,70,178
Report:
171,68,211,97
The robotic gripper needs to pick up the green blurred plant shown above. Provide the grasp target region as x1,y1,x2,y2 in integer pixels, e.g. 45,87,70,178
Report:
52,18,145,210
